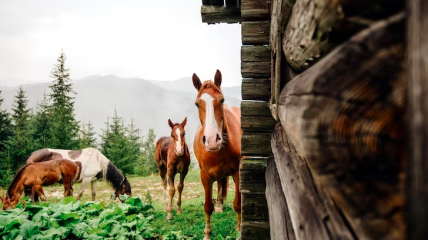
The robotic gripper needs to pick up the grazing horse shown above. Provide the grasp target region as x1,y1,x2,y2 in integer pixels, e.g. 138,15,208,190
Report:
192,70,242,240
155,117,191,220
1,159,80,210
25,148,131,201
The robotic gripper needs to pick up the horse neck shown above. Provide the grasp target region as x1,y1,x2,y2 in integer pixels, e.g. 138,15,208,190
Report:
8,179,24,200
106,162,124,190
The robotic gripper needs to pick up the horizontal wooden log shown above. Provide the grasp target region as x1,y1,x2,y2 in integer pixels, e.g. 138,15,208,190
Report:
282,0,403,72
242,115,276,132
241,0,270,21
266,156,295,240
241,101,271,116
242,193,269,221
240,158,267,194
241,62,270,78
242,79,271,101
241,46,271,62
241,132,272,156
201,5,241,24
202,0,224,5
272,123,355,240
241,220,270,240
242,21,270,45
278,13,405,239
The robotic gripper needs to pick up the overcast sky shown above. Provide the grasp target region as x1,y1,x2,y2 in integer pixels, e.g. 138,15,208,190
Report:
0,0,241,87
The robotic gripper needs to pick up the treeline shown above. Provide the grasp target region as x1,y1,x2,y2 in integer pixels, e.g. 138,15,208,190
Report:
0,50,158,188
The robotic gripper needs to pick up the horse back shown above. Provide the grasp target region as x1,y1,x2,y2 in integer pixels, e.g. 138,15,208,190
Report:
26,149,63,164
155,137,173,164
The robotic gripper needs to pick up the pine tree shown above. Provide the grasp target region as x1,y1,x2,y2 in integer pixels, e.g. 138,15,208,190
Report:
141,128,157,175
78,120,97,149
32,93,52,148
49,49,79,149
10,86,33,169
127,119,142,174
0,85,15,187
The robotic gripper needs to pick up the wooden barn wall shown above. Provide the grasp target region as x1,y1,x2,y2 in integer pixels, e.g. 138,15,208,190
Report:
267,0,406,239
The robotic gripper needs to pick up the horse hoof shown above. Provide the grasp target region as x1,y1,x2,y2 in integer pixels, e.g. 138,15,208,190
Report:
204,235,211,240
166,213,173,221
215,206,223,213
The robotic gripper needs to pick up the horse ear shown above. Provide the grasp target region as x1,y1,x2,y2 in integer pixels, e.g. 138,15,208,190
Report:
192,73,202,91
168,119,174,129
214,69,222,88
181,117,187,128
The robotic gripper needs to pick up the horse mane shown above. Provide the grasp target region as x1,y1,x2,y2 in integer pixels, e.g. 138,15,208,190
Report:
83,148,109,182
7,164,32,197
106,162,125,190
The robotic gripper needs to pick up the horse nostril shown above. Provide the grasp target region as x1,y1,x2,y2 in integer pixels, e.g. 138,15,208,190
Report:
202,135,206,145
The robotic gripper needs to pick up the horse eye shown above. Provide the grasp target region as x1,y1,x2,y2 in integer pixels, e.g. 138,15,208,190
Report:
220,99,224,105
195,102,199,108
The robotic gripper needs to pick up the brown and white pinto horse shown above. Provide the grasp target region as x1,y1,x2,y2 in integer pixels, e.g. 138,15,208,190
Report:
1,159,80,210
155,117,191,220
25,148,131,201
192,70,242,239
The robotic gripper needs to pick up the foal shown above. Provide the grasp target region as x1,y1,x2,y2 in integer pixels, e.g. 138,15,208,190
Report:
154,117,191,220
1,159,80,210
192,70,242,240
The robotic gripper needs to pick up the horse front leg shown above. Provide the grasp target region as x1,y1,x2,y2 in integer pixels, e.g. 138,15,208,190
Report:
177,169,188,214
91,180,97,201
201,169,214,240
232,171,241,231
166,169,176,221
34,184,47,201
76,178,91,201
215,177,227,213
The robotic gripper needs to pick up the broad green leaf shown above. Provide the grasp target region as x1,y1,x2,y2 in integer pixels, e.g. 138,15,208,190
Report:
119,194,129,202
20,221,40,240
60,212,79,220
60,196,76,205
25,206,44,216
126,214,137,222
72,222,91,238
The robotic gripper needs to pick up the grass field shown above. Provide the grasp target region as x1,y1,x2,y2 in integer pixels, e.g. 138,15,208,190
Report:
0,170,239,239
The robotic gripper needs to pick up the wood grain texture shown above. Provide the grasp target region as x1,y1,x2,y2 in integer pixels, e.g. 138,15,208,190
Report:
240,158,267,194
407,0,428,239
241,132,272,156
201,5,241,24
241,220,270,240
242,21,270,45
242,193,269,221
241,62,270,78
241,46,271,62
278,13,406,239
241,0,270,21
270,0,296,53
282,0,403,72
241,101,272,116
242,79,271,101
272,123,355,240
266,157,295,240
241,101,276,132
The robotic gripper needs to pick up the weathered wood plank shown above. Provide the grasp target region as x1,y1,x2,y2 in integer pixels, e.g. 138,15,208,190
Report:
241,46,270,62
242,193,269,221
278,13,405,239
407,0,428,239
241,132,272,156
272,123,355,240
241,101,271,116
241,62,270,78
241,0,270,21
240,158,267,194
242,79,271,101
241,220,270,240
270,0,296,53
266,157,295,240
242,115,276,132
202,0,224,5
201,5,241,24
282,0,403,72
242,21,270,45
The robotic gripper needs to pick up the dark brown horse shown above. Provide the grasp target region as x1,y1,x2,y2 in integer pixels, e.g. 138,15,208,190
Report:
192,70,242,240
0,159,80,210
155,117,191,220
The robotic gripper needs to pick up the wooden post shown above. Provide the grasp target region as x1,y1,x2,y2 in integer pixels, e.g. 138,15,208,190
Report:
407,0,428,239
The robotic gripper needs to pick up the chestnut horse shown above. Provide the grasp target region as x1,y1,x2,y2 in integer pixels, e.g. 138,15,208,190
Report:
155,117,191,220
192,70,242,239
25,148,131,201
0,159,80,210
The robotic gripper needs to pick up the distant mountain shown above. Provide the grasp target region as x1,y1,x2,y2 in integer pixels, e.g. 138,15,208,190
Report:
0,75,241,148
149,77,242,100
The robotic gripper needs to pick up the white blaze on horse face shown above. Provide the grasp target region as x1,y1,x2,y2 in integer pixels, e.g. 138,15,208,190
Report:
175,128,182,154
200,93,221,150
